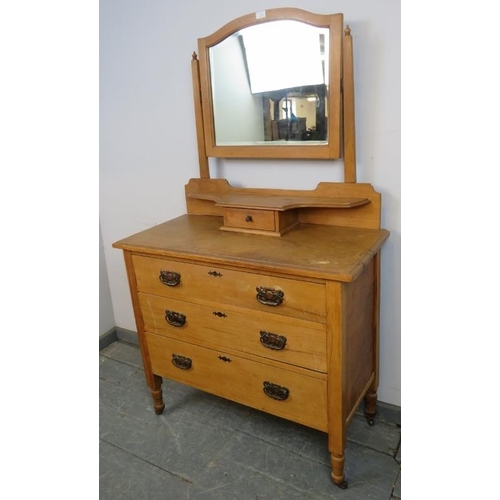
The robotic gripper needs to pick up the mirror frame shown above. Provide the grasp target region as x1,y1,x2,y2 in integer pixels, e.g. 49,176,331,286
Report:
196,8,344,160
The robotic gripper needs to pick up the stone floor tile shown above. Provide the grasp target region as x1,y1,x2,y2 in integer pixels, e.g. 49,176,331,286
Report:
238,405,401,466
100,341,144,369
100,375,175,426
395,440,401,464
100,440,208,500
341,442,401,499
99,355,139,385
392,466,401,498
193,455,321,500
100,401,234,483
196,430,399,500
347,413,401,457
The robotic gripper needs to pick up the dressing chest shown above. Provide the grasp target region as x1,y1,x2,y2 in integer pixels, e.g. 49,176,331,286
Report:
113,8,390,488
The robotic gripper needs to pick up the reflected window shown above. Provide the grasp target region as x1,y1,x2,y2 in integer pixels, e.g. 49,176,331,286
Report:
280,99,296,120
241,21,328,94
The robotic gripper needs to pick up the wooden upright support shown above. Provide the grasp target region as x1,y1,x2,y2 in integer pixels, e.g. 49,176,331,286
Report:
191,52,210,179
342,26,356,183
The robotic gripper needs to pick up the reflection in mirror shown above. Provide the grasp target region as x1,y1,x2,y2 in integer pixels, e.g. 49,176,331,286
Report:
209,21,329,145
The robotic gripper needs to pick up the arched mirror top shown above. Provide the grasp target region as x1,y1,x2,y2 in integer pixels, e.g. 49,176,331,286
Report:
194,8,345,160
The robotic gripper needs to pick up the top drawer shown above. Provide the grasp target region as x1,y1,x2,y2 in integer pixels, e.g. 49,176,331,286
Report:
132,255,326,323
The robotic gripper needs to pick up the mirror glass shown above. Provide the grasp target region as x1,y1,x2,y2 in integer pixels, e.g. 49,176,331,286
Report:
196,10,343,159
209,21,329,146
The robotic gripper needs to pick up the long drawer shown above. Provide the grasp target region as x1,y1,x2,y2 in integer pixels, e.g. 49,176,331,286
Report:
145,332,328,432
133,255,326,323
139,293,327,372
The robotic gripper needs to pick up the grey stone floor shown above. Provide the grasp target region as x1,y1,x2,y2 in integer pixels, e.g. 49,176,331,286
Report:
100,340,401,499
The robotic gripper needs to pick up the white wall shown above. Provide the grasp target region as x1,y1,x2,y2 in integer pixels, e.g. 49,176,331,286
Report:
99,0,401,406
99,221,115,335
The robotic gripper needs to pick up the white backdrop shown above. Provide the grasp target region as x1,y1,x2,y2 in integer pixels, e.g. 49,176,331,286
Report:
99,0,401,406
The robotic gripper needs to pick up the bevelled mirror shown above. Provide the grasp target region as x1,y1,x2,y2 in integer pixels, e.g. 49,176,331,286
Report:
195,9,344,160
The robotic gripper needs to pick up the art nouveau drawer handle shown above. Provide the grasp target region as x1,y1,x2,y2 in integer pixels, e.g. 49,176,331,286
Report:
256,286,284,306
263,381,289,401
165,310,186,327
260,331,287,350
172,354,192,370
159,270,181,287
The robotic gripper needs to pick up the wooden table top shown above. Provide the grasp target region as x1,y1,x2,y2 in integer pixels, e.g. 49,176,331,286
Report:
113,214,390,282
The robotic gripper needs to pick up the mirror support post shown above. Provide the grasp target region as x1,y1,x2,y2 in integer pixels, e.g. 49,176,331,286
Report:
191,52,210,179
342,26,356,183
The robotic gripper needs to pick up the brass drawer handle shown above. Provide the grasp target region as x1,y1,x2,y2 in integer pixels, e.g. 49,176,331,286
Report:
159,270,181,287
172,354,192,370
256,286,284,306
165,310,186,327
263,381,289,401
260,331,287,350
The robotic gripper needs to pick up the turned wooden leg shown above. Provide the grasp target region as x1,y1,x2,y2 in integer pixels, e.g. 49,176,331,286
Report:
330,454,348,489
150,374,165,415
365,252,381,427
365,389,377,426
326,281,348,489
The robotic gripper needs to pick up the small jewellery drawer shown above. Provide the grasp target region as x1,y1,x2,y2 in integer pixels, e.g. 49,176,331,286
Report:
223,208,275,231
133,255,326,323
139,293,327,372
145,332,328,432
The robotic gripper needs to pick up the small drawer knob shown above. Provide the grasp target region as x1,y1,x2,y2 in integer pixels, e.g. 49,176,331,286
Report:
245,215,253,222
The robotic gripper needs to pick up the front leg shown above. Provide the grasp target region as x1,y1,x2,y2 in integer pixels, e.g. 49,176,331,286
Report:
150,374,165,415
331,453,348,489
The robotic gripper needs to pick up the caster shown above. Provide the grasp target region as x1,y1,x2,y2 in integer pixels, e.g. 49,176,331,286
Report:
367,417,375,426
331,475,348,489
154,404,165,415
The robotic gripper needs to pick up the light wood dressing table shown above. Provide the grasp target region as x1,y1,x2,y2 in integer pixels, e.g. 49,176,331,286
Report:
113,8,389,489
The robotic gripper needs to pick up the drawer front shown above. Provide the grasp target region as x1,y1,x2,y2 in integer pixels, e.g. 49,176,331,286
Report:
224,208,275,231
139,293,327,372
146,332,328,431
133,255,326,323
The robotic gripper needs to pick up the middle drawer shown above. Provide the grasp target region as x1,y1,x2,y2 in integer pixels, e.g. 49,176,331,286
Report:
139,293,327,373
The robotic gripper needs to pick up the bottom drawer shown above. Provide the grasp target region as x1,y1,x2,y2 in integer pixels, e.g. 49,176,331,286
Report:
145,332,328,432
